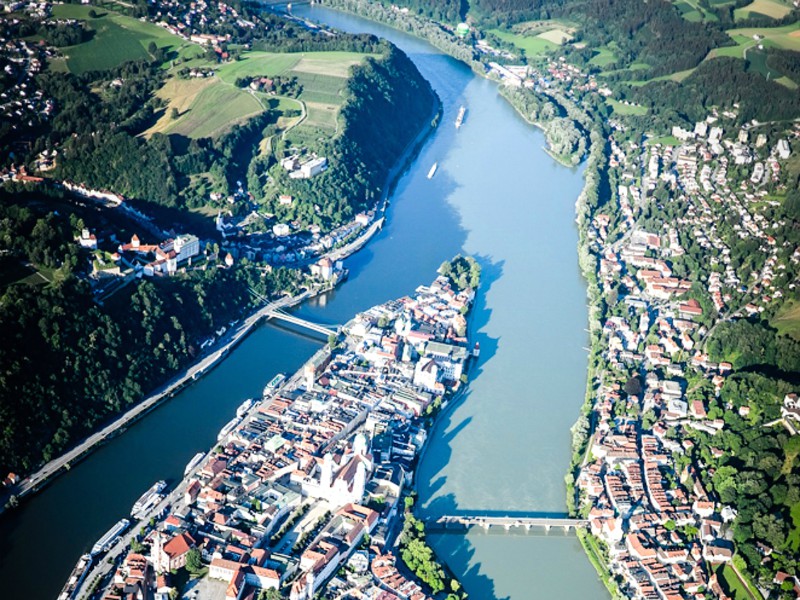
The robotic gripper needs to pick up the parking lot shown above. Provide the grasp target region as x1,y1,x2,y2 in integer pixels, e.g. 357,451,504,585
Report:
182,576,227,600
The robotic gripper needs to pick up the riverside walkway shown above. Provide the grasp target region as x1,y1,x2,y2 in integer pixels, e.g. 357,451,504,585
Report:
427,514,588,533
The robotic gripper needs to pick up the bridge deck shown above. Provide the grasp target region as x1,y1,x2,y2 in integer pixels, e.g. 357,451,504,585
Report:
263,308,338,337
427,515,588,532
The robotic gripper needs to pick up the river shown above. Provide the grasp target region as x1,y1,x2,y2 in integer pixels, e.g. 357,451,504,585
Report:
1,7,607,599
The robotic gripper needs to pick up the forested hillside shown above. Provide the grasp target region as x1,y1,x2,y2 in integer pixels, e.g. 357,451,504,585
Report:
0,196,302,476
252,46,438,227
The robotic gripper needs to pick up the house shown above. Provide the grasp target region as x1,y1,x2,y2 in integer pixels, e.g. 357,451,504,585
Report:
273,223,290,237
78,228,98,249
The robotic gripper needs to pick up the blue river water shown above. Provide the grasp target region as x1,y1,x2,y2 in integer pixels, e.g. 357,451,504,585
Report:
0,6,607,599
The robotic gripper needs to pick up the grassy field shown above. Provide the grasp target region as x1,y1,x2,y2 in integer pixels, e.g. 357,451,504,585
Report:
716,563,759,600
51,4,201,74
488,28,557,56
652,67,697,82
674,0,720,22
771,299,800,339
538,28,574,44
710,22,800,60
787,502,800,551
304,101,339,132
735,0,792,20
743,46,797,85
293,53,371,77
216,52,302,83
294,72,350,105
144,77,215,136
487,19,575,58
165,83,263,139
147,50,367,139
647,134,681,146
589,46,618,67
608,99,648,116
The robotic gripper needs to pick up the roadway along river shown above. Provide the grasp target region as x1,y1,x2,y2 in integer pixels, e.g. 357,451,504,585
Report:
1,8,607,600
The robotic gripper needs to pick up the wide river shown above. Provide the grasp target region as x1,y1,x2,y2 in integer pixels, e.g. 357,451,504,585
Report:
2,7,608,599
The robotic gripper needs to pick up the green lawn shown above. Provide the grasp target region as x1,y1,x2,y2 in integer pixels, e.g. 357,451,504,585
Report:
51,4,201,74
735,0,792,20
647,134,681,146
608,99,648,116
786,502,800,551
716,564,758,600
771,299,800,339
589,46,618,67
166,82,263,139
488,28,557,57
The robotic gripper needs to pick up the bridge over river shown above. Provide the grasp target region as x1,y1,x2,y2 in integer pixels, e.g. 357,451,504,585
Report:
249,288,339,337
426,514,588,534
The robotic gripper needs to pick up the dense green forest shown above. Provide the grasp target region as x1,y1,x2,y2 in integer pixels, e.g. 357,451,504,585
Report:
708,319,800,373
693,319,800,581
251,46,437,227
630,57,800,127
0,198,302,476
384,0,467,24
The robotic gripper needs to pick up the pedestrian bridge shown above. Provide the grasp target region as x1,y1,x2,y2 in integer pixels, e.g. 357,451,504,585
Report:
426,513,588,534
248,288,338,337
264,307,338,337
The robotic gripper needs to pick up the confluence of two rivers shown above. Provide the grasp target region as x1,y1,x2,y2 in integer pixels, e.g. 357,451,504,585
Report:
1,8,608,599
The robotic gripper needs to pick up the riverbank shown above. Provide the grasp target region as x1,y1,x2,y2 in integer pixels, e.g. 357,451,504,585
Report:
311,0,588,168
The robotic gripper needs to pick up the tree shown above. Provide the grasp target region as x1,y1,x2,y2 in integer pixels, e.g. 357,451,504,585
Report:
170,108,179,120
184,548,203,574
624,375,642,398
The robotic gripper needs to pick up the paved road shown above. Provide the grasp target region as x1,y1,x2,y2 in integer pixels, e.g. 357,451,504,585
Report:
11,291,311,505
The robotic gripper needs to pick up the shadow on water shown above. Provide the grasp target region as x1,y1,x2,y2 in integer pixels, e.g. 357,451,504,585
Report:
421,489,513,600
406,256,509,600
414,253,502,507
